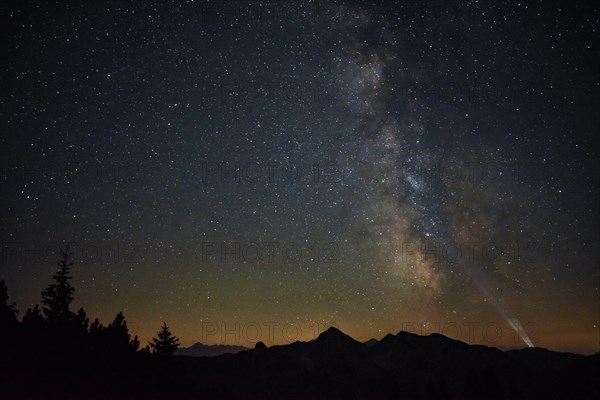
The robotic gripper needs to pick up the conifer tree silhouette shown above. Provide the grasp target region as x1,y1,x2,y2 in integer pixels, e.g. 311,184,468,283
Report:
89,317,103,336
106,311,140,353
107,311,130,351
149,322,180,356
20,305,47,357
0,280,18,327
0,280,19,348
73,307,89,333
22,304,45,328
130,335,140,352
41,245,75,324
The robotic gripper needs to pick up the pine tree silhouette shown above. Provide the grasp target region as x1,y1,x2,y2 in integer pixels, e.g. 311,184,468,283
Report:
89,318,103,336
0,280,19,348
149,322,180,356
130,335,140,352
0,280,18,327
41,245,75,324
22,304,45,328
107,311,130,351
106,311,140,353
87,312,140,357
20,305,47,357
73,307,89,333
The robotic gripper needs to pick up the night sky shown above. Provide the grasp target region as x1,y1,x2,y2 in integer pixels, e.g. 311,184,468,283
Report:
1,0,598,354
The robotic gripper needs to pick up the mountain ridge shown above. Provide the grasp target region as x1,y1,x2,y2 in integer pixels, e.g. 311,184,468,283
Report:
168,328,598,399
175,342,248,357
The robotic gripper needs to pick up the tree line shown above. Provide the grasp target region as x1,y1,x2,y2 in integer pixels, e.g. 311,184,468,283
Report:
0,245,180,359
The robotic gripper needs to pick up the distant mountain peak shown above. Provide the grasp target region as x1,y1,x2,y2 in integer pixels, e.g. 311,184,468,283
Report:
254,341,267,350
313,327,363,349
317,326,349,340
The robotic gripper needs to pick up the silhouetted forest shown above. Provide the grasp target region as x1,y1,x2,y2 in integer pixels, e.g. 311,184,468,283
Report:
1,248,598,400
0,247,181,399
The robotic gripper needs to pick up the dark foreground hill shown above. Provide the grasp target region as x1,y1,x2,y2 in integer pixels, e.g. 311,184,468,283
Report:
2,328,599,399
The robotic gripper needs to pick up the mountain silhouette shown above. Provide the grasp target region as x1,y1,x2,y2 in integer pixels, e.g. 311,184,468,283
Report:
175,342,247,357
506,347,584,369
3,327,598,399
187,329,599,399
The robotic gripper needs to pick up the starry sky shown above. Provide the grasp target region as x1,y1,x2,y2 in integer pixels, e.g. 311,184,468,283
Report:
1,0,598,354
